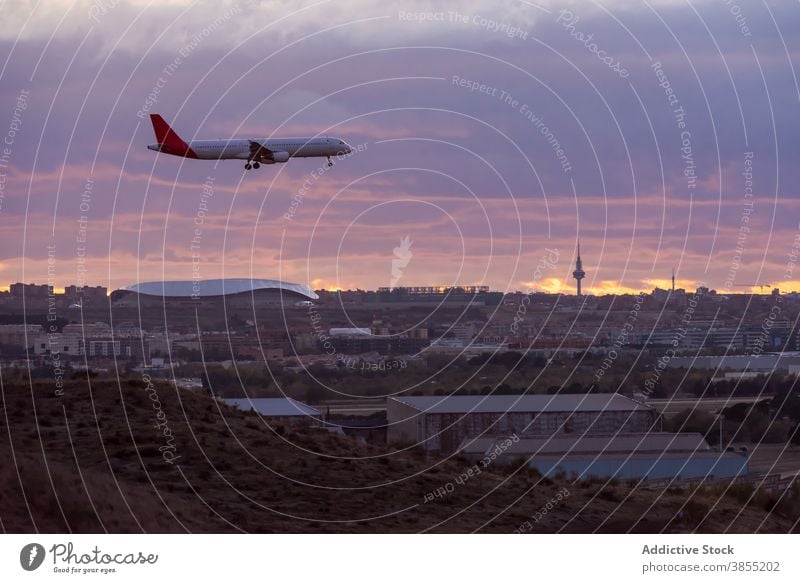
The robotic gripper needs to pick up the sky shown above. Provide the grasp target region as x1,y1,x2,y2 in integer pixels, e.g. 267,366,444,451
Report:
1,0,799,295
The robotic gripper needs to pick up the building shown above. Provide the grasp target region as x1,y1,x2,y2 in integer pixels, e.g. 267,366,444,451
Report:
0,324,42,349
667,353,800,372
32,334,144,359
425,339,509,356
407,327,428,340
64,285,108,307
222,397,321,425
365,286,503,306
321,334,429,355
84,338,144,358
387,393,659,453
458,432,749,482
9,283,50,298
2,283,107,311
32,333,82,356
329,327,372,336
110,278,318,307
62,322,112,336
64,285,107,299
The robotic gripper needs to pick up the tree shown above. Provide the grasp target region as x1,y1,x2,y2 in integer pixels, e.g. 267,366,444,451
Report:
666,408,719,443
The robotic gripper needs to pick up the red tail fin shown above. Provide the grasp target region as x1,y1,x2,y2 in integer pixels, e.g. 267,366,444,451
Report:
149,114,197,158
150,114,188,149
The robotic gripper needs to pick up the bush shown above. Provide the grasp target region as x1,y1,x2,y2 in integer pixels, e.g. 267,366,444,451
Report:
763,419,792,443
683,499,710,527
775,483,800,520
596,486,623,503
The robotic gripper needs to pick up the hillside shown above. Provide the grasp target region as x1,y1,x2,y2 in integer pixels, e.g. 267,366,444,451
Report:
0,378,795,533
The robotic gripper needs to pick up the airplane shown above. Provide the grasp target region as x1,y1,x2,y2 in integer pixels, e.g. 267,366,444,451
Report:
146,114,352,170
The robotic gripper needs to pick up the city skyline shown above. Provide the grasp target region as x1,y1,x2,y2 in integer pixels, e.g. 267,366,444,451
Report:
0,240,789,297
0,276,789,296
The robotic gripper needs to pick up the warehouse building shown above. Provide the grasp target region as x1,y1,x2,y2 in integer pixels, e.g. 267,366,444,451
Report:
458,432,748,482
666,353,800,372
387,393,659,453
222,397,321,426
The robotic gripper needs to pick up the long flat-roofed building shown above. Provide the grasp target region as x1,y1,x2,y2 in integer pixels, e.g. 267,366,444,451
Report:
387,393,659,453
458,432,749,482
222,397,321,426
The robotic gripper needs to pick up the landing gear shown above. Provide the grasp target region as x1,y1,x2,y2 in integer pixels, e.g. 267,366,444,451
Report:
245,162,252,170
253,162,260,169
327,156,333,168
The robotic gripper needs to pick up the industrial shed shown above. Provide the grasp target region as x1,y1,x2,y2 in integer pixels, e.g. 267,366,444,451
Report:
223,397,321,426
387,393,659,453
458,432,748,481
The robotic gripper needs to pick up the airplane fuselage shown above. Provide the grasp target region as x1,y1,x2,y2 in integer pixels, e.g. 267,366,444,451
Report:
146,114,352,170
147,137,350,161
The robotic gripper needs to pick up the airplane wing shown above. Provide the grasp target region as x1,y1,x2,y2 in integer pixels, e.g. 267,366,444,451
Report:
249,140,277,161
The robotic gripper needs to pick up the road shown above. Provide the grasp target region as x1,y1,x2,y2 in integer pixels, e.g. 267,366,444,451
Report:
647,395,773,416
318,395,776,417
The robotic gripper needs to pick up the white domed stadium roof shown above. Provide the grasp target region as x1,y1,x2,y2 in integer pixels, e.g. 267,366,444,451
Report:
121,278,318,300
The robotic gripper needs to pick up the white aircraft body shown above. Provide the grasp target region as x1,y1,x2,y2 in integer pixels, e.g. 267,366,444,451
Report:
147,114,351,170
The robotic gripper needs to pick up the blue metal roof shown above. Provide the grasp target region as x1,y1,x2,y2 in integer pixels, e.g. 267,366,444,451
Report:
223,397,320,418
